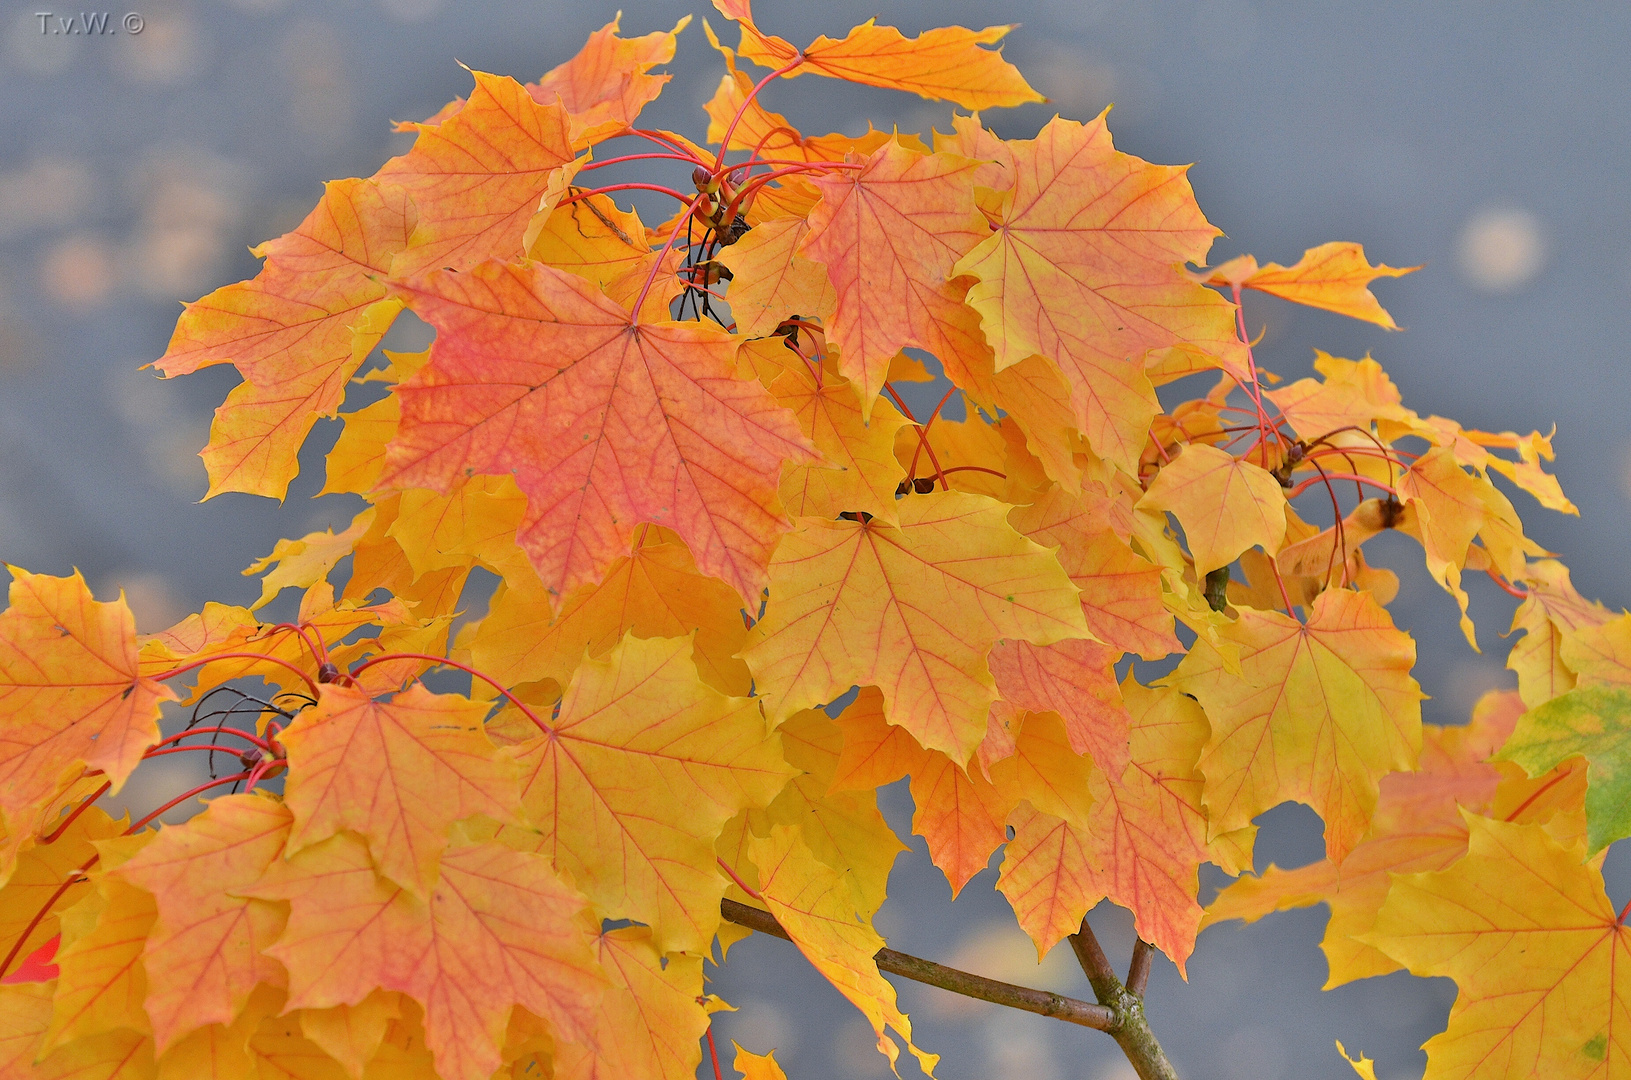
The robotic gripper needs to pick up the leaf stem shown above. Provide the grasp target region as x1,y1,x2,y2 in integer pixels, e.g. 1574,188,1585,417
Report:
705,1026,725,1080
1068,918,1182,1080
713,59,807,171
39,782,112,843
720,898,1118,1032
153,652,319,696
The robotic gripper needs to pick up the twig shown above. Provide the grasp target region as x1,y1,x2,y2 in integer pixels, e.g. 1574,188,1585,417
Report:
720,898,1116,1032
1068,919,1181,1080
1127,939,1154,998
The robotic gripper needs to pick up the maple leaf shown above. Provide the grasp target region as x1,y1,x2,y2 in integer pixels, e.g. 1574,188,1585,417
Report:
39,832,157,1054
733,1043,789,1080
245,510,376,612
711,0,1042,110
554,927,708,1080
527,15,691,148
253,827,605,1080
500,635,794,953
525,193,686,316
378,70,577,278
1170,587,1423,864
381,259,816,609
1199,242,1418,329
799,140,991,414
152,178,413,498
745,824,937,1074
1204,691,1529,987
742,490,1089,764
996,679,1235,969
1008,482,1177,659
1365,816,1630,1080
735,339,913,524
463,525,752,698
0,980,153,1079
0,568,174,882
1506,561,1613,708
0,806,121,986
951,114,1247,472
111,794,291,1052
714,218,836,339
278,683,525,895
1137,443,1288,579
294,990,401,1079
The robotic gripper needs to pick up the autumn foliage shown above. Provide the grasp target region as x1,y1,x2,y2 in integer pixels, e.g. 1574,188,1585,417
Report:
1,4,1623,1079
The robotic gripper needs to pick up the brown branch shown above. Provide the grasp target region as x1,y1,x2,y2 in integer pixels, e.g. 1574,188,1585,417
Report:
1068,919,1181,1080
719,898,1116,1032
1127,939,1154,998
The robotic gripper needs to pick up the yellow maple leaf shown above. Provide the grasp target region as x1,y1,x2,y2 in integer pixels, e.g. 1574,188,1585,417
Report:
1137,443,1288,579
1171,588,1422,864
1365,816,1630,1080
742,490,1088,764
745,824,937,1074
501,635,794,953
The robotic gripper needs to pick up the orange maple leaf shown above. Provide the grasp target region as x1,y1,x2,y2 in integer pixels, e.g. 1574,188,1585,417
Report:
528,15,691,149
255,827,605,1080
1199,242,1418,329
111,794,290,1052
742,490,1089,764
800,140,992,415
278,683,525,896
952,115,1246,472
711,0,1042,111
1171,587,1423,864
379,70,578,278
381,260,814,609
152,178,413,498
0,569,173,879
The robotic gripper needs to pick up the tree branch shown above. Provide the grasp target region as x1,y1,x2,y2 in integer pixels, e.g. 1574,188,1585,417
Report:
1128,939,1154,997
1068,919,1181,1080
719,898,1116,1032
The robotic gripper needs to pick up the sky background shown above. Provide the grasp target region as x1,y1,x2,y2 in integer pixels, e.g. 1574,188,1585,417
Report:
1,2,1628,1079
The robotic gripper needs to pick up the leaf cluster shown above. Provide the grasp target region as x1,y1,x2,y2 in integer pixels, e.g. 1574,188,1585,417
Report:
0,4,1621,1079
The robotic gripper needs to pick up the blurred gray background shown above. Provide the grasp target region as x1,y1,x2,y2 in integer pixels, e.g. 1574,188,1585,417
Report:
2,2,1628,1078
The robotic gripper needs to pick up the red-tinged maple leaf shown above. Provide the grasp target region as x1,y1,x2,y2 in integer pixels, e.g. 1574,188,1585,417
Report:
554,927,708,1080
741,490,1089,764
1199,242,1418,329
527,15,691,149
951,114,1247,472
152,179,412,499
799,140,992,416
278,683,525,896
745,824,938,1074
1138,443,1288,579
499,635,794,954
380,259,816,610
253,828,605,1080
987,638,1130,768
0,568,174,880
377,70,577,278
1364,816,1630,1080
1008,483,1178,660
110,794,291,1052
997,679,1233,969
1170,587,1423,865
711,0,1042,111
